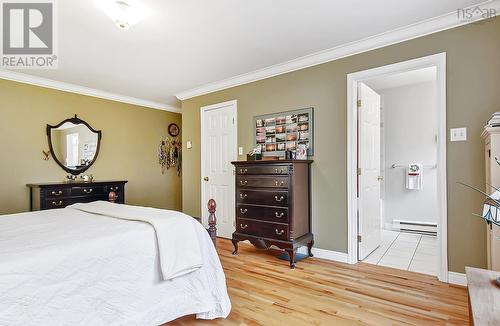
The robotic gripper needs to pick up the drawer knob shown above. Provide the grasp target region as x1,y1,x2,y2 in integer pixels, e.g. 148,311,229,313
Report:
239,168,248,174
275,212,284,218
239,193,248,199
52,200,63,206
83,189,93,194
240,224,248,229
274,168,285,173
240,208,248,214
51,190,62,196
274,180,285,186
110,187,119,192
240,180,248,186
274,195,284,202
275,229,285,235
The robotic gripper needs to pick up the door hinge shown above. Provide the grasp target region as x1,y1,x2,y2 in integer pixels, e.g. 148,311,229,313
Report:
233,220,236,227
357,99,362,107
232,117,235,124
357,235,362,243
357,168,361,176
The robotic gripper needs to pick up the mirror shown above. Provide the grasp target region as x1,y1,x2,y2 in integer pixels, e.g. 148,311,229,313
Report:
47,115,102,175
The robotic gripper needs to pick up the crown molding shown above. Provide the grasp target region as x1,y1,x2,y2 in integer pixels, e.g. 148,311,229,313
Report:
0,70,181,113
176,0,500,101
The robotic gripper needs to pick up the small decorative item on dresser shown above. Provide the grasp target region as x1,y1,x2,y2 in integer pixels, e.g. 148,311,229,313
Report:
296,144,308,160
80,174,94,182
231,160,314,269
246,146,262,161
66,174,77,182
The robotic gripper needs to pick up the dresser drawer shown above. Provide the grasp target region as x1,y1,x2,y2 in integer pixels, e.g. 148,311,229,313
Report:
43,198,71,209
237,218,289,241
43,188,71,199
237,189,288,206
237,176,288,188
236,165,289,175
71,186,105,196
237,204,288,222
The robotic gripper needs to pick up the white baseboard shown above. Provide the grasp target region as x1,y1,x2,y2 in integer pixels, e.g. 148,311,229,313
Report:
297,247,467,286
448,272,467,286
297,247,348,263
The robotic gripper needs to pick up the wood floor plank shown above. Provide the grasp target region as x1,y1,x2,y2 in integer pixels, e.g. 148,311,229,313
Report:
169,239,469,325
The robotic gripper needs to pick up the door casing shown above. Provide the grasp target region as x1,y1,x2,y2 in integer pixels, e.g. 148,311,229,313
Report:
346,53,448,282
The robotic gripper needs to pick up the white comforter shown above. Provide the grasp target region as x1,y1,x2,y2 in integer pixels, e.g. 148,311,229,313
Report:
69,201,203,280
0,207,231,326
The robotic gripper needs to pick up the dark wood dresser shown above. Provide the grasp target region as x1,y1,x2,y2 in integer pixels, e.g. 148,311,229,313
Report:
27,181,128,211
231,160,313,268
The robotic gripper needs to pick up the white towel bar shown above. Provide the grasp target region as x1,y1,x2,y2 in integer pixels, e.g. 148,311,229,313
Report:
391,164,437,169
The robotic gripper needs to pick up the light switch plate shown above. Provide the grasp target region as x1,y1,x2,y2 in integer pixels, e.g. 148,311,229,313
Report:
450,128,467,142
186,140,192,149
238,147,243,155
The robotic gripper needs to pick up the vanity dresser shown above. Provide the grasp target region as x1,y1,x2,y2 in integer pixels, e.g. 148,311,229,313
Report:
28,115,128,211
231,160,313,268
27,181,128,211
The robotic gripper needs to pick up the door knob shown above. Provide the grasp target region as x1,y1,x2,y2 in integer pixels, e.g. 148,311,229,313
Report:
203,176,209,181
377,176,384,181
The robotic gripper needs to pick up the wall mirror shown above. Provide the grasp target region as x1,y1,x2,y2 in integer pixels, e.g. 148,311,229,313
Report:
47,115,102,175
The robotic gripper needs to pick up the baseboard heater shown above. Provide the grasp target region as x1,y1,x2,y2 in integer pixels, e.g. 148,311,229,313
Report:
392,219,437,236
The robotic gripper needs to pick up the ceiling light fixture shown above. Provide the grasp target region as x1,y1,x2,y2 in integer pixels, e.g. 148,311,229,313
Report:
97,0,150,30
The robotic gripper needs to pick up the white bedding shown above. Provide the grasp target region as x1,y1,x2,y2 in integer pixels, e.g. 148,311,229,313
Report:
69,201,203,280
0,207,231,326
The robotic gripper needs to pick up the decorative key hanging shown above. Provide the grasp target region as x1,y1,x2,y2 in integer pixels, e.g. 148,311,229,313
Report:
158,137,182,175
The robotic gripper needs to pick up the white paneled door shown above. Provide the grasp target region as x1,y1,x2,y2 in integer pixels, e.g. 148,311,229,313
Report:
358,83,382,260
201,100,237,239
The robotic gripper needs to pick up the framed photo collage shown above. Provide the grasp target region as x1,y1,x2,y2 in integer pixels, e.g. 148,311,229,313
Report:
253,107,314,157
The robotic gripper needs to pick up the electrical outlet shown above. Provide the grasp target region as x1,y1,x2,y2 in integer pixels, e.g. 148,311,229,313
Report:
450,128,467,142
238,147,243,155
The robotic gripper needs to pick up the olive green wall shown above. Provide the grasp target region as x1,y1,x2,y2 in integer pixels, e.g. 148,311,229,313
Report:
0,79,182,214
182,18,500,273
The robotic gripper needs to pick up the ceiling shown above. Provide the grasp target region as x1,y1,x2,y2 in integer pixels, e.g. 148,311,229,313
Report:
6,0,487,109
365,67,437,91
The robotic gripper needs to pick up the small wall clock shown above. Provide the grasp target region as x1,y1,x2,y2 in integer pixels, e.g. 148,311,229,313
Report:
168,123,180,137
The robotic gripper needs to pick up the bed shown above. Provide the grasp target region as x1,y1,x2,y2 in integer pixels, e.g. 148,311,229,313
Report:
0,200,231,325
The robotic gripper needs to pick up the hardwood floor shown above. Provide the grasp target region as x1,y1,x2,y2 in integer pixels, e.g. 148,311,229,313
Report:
170,239,469,325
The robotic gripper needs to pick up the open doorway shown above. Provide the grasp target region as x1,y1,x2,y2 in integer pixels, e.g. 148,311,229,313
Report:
347,54,448,282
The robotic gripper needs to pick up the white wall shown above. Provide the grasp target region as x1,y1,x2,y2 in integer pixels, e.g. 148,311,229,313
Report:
380,81,439,226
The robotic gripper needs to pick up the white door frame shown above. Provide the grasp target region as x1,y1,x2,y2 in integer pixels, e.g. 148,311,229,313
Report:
200,100,238,227
346,53,448,282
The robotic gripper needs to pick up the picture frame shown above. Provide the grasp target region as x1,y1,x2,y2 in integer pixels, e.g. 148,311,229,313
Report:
253,107,314,157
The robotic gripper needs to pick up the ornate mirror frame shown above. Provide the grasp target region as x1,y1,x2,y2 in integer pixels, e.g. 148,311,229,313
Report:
47,115,102,175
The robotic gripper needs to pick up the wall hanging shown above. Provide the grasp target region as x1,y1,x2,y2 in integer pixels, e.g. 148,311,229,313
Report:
158,137,182,175
253,107,314,157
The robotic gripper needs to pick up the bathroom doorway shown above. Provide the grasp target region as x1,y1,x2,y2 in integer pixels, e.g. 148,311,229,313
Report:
347,54,448,281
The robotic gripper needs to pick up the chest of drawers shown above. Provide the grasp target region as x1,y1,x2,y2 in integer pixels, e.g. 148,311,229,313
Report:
231,160,314,268
27,181,128,211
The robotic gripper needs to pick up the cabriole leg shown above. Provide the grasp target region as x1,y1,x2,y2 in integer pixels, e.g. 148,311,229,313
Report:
232,239,239,255
286,249,297,269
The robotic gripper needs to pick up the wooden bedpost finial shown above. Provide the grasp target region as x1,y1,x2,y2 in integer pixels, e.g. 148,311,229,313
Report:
208,199,217,247
208,199,216,213
108,191,118,203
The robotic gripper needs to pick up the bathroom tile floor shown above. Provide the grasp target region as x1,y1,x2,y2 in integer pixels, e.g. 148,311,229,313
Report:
362,229,438,276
